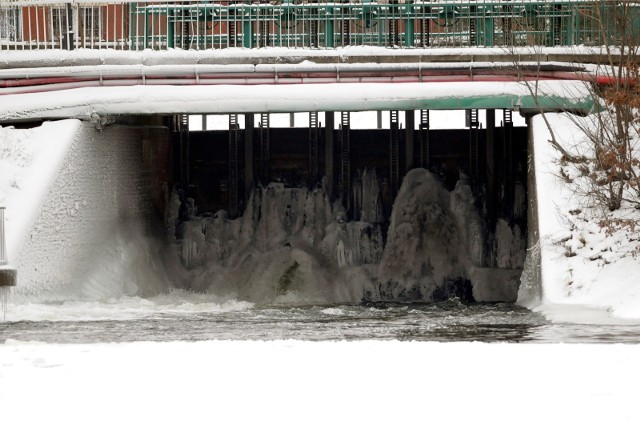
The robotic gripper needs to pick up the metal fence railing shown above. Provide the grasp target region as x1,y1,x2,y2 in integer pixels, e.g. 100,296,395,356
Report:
1,1,639,51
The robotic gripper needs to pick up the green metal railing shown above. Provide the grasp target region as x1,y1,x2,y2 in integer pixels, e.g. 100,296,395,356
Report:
1,1,639,51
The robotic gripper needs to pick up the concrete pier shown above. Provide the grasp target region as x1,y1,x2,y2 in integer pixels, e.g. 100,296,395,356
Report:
0,207,17,288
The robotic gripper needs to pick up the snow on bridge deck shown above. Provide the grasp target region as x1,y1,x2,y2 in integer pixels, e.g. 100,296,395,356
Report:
0,47,598,122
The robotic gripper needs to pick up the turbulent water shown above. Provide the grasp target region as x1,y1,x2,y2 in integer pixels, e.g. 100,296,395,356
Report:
3,294,640,343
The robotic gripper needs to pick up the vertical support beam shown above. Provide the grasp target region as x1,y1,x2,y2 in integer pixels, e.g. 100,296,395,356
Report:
243,9,253,48
178,113,190,186
377,111,383,129
325,111,335,197
167,9,175,48
467,109,480,186
244,113,255,198
405,110,415,173
64,3,75,50
469,5,477,46
309,112,319,185
341,14,350,46
229,114,240,218
486,109,496,225
565,6,575,46
325,16,334,48
419,109,430,168
144,7,149,49
503,109,514,217
388,0,399,47
405,16,415,47
228,12,237,47
259,12,270,47
310,8,319,48
129,3,136,50
482,6,494,47
259,112,270,185
390,110,400,197
551,4,562,46
502,5,513,46
339,112,351,210
419,16,430,47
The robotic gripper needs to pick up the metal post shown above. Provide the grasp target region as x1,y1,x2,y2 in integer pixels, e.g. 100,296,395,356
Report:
467,109,480,186
325,14,334,48
179,114,190,185
325,112,335,197
243,7,253,48
129,3,137,50
419,109,430,168
390,111,400,196
486,109,496,226
469,5,477,46
503,109,514,217
64,3,75,50
405,1,415,47
483,6,494,47
245,113,255,197
144,7,149,49
167,9,175,48
259,113,270,184
309,112,319,185
229,114,240,218
339,112,351,211
405,110,415,173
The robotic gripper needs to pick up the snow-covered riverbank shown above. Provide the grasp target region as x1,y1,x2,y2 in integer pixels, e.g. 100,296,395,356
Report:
1,339,638,427
521,113,640,320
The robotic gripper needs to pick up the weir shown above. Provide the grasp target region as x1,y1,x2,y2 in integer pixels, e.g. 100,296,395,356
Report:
3,0,622,306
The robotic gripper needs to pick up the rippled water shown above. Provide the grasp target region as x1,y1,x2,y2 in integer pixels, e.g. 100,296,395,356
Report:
3,298,640,344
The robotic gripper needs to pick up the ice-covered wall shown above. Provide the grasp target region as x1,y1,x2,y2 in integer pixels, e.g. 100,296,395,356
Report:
12,122,172,303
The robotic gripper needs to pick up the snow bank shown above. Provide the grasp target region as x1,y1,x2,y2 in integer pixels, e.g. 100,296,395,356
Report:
524,113,640,319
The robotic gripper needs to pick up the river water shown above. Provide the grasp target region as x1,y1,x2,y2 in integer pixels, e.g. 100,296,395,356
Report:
3,296,640,344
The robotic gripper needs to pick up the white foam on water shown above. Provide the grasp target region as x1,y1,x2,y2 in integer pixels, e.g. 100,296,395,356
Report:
4,289,253,322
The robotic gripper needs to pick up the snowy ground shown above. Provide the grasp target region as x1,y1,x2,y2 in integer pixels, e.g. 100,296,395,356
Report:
1,340,639,427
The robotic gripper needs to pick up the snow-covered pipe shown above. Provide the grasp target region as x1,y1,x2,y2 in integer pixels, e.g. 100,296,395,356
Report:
0,69,598,96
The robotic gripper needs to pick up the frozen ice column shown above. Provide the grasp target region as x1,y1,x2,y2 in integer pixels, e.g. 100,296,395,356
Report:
0,207,17,288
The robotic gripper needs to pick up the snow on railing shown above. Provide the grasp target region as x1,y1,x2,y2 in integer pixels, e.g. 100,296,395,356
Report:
0,1,636,51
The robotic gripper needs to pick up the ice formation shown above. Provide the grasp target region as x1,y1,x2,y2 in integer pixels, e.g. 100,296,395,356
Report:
173,168,525,303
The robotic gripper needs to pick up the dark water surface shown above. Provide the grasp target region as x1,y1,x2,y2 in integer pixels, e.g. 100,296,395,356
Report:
3,301,640,344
